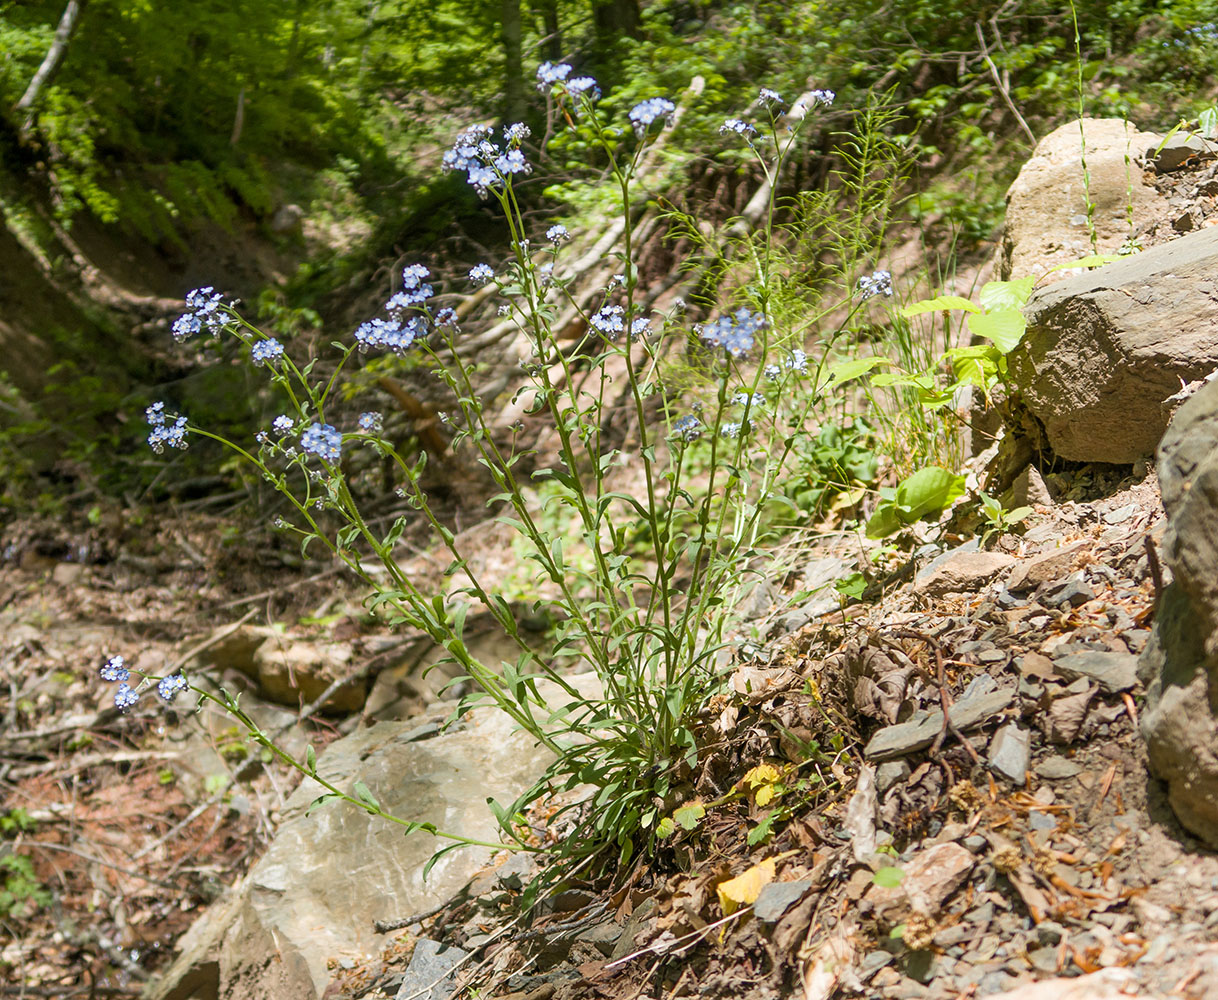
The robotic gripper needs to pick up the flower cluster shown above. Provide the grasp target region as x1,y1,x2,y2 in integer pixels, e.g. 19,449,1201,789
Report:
629,97,676,133
251,338,284,367
469,263,494,285
758,88,783,107
272,415,294,435
98,655,187,713
673,415,702,441
357,411,383,433
300,423,342,462
720,118,757,139
443,123,532,196
354,316,428,355
698,308,766,358
591,304,625,338
172,287,227,341
536,62,600,102
807,89,835,107
146,402,189,454
857,269,893,300
546,224,570,243
386,265,434,310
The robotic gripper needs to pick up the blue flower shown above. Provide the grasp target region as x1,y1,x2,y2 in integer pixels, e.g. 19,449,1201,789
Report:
721,422,743,439
698,309,766,358
494,149,529,175
630,317,651,340
435,307,458,327
758,88,783,107
546,224,570,243
100,655,128,683
732,391,764,408
402,264,430,289
148,415,189,453
629,97,676,132
764,364,781,381
114,683,139,713
355,316,427,355
536,61,573,90
467,164,497,194
157,675,188,703
808,89,835,107
469,263,494,285
251,338,284,366
591,304,625,337
720,118,757,137
567,76,601,100
786,349,809,375
300,423,342,462
857,269,893,300
673,415,702,441
503,122,530,143
272,415,294,435
173,287,226,341
145,402,165,425
386,285,433,310
358,412,383,433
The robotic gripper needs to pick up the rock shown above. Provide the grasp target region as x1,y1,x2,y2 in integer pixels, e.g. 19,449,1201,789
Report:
1007,225,1218,463
981,968,1156,999
1006,541,1089,592
1011,463,1054,507
1051,650,1138,693
1142,378,1218,846
1043,572,1095,608
1151,132,1218,173
753,880,812,922
876,759,911,795
999,119,1165,284
866,843,975,925
396,939,469,1000
864,688,1014,761
145,677,599,1000
988,723,1030,785
914,550,1015,596
1034,756,1083,780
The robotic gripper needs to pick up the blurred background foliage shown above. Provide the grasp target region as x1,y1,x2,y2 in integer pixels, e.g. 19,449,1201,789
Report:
0,0,1216,510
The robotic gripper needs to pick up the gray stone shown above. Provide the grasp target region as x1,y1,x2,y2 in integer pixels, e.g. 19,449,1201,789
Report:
1151,132,1218,173
864,688,1015,761
753,880,811,922
1142,378,1218,847
988,723,1031,785
1034,756,1083,780
877,759,912,794
963,835,988,853
397,939,469,1000
1044,572,1096,608
1027,945,1060,974
1007,225,1218,463
1052,649,1138,693
1028,810,1057,831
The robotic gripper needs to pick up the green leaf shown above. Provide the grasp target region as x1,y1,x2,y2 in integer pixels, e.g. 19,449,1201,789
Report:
353,781,380,812
748,810,779,846
819,356,889,389
864,502,903,540
893,466,967,520
657,816,676,839
305,744,316,774
1041,253,1125,276
967,309,1026,354
673,802,706,831
835,572,867,599
900,295,981,317
871,866,906,888
978,277,1035,311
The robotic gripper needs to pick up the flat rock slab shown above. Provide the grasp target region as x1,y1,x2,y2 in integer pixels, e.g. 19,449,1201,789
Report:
397,939,469,1000
1008,224,1218,463
915,551,1015,596
989,723,1031,785
1007,541,1090,592
1052,650,1138,693
864,688,1014,760
753,880,812,922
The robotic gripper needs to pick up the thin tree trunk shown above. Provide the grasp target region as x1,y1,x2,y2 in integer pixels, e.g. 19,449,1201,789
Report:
500,0,525,121
15,0,89,114
535,0,562,61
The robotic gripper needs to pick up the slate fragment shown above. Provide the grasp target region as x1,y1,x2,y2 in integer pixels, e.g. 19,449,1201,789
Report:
864,688,1014,760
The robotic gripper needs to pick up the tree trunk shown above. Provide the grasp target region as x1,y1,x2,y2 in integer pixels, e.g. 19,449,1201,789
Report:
592,0,641,44
500,0,525,121
15,0,89,115
534,0,562,61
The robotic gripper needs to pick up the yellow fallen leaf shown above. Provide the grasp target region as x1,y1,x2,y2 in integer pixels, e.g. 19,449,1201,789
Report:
716,850,798,915
741,763,781,806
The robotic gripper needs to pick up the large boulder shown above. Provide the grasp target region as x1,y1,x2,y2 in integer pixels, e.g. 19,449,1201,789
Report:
144,681,595,1000
999,118,1165,282
1140,378,1218,845
1006,225,1218,464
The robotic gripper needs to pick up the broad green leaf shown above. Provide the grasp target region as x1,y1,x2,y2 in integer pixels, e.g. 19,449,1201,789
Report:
894,466,967,520
978,276,1035,311
871,866,906,888
865,502,903,540
819,356,889,389
900,295,981,317
673,802,706,830
353,781,380,812
1200,106,1218,139
967,308,1026,354
835,572,867,599
656,816,677,839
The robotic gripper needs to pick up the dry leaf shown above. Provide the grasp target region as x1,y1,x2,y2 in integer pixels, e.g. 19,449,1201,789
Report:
716,851,798,914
